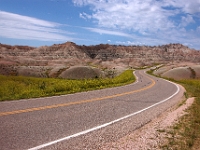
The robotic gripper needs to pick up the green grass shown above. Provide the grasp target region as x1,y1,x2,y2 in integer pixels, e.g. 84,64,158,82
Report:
164,79,200,150
147,68,200,149
0,70,135,101
156,79,200,150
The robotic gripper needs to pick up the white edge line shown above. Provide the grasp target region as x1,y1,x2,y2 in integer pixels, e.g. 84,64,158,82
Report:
28,72,180,150
133,71,139,84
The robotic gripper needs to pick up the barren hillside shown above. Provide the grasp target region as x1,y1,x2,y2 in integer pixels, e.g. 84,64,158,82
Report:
0,42,200,78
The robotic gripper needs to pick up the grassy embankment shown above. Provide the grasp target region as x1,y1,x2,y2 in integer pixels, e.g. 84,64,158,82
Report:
148,69,200,150
162,79,200,150
0,70,135,101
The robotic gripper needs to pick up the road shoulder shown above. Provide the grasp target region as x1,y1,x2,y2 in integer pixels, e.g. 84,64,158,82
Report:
101,84,194,150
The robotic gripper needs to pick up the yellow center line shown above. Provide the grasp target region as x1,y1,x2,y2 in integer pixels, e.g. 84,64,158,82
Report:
0,75,155,117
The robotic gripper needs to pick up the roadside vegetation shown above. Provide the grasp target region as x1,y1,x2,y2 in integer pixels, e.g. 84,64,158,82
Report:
148,68,200,150
0,70,135,101
161,79,200,150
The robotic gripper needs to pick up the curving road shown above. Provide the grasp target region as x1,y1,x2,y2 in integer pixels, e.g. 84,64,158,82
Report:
0,70,184,150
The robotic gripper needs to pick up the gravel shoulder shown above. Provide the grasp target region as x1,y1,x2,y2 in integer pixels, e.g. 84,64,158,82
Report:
101,85,194,150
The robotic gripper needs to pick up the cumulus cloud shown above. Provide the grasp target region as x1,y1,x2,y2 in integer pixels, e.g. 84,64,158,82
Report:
79,12,92,20
162,0,200,14
73,0,200,33
73,0,200,49
73,0,177,33
0,11,73,41
180,15,195,27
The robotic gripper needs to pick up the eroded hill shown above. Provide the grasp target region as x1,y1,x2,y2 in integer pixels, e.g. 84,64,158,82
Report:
0,42,200,78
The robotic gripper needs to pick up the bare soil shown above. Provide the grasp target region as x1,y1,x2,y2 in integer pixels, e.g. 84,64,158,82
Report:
162,67,192,80
154,63,200,80
59,66,104,79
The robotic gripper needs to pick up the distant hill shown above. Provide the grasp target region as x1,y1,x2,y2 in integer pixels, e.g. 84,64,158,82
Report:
0,42,200,78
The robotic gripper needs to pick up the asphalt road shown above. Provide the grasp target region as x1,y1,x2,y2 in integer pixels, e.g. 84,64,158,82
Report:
0,70,183,150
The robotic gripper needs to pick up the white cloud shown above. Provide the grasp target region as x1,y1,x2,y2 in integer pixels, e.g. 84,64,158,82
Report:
180,15,195,27
197,26,200,32
73,0,200,49
84,27,134,38
73,0,176,33
116,40,149,46
0,11,73,41
73,0,200,33
162,0,200,14
79,12,92,20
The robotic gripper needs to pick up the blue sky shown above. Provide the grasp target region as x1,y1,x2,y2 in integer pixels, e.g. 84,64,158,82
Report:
0,0,200,49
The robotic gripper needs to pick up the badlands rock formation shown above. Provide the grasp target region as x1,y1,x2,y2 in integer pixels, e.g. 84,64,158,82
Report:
0,42,200,79
154,64,200,80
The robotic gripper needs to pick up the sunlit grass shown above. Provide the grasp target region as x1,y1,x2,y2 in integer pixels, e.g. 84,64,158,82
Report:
147,68,200,149
0,70,135,101
160,79,200,150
